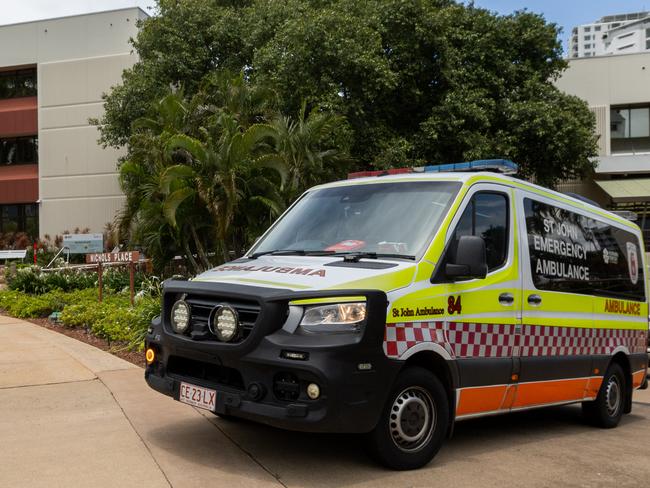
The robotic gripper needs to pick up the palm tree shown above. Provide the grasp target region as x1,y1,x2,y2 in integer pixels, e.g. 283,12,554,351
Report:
165,111,287,262
118,71,351,273
118,91,213,273
271,101,351,199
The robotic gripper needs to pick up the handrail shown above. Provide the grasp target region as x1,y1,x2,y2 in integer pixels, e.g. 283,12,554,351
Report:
44,247,70,269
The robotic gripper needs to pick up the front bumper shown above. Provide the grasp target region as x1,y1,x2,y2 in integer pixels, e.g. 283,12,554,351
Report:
144,280,401,433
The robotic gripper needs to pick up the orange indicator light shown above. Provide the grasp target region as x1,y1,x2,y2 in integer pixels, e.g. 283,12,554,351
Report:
145,348,155,364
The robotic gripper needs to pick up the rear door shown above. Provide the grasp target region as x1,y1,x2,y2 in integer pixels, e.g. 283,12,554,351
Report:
516,192,595,409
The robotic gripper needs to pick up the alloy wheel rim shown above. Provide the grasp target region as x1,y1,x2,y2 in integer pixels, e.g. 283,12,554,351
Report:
389,386,436,452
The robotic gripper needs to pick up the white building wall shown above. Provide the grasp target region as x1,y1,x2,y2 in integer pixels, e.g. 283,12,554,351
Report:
555,52,650,174
0,8,146,238
602,20,650,55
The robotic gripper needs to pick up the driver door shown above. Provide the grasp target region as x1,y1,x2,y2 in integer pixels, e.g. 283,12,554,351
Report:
441,184,522,419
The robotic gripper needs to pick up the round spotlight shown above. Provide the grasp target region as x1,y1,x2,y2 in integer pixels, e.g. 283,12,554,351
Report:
210,306,239,342
145,348,155,364
171,300,190,334
306,383,320,400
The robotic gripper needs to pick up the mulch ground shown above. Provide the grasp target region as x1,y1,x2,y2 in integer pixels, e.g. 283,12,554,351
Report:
1,312,144,367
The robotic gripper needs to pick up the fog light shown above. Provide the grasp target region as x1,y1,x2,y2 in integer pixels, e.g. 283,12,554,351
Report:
145,348,155,364
306,383,320,400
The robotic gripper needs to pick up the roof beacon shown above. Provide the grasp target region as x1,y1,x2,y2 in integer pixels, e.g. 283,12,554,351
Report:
347,159,518,179
422,159,518,175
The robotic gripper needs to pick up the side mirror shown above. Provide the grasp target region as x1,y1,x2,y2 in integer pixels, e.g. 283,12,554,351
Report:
445,235,488,280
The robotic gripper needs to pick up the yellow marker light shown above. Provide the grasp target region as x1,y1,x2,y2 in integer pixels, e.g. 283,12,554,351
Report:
145,348,156,364
307,383,320,400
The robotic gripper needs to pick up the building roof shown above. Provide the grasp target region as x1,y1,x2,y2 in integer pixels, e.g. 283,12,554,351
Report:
0,6,148,29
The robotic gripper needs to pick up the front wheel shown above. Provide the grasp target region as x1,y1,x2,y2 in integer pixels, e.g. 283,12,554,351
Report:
582,362,625,428
366,367,449,470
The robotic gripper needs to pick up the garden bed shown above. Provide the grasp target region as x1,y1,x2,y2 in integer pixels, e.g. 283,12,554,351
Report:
0,266,161,364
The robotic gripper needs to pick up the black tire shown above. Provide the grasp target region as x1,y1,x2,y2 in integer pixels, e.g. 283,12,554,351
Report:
366,367,449,470
582,362,626,428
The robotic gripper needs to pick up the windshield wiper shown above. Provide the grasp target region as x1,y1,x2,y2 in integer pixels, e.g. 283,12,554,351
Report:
339,252,416,262
248,249,337,259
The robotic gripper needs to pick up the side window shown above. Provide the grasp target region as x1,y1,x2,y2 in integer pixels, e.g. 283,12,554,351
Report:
452,192,509,271
524,198,645,301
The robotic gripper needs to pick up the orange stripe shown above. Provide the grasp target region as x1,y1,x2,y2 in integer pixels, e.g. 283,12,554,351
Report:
456,385,507,416
584,377,603,398
513,378,588,408
632,370,646,389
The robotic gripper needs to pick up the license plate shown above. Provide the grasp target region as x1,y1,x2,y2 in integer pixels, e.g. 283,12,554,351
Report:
179,382,217,411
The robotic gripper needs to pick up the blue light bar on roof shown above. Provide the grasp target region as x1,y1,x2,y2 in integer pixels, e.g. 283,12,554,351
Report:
420,159,518,175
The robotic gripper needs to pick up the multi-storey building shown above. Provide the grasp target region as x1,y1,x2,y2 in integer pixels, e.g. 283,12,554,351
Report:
555,51,650,246
569,11,649,58
0,8,146,239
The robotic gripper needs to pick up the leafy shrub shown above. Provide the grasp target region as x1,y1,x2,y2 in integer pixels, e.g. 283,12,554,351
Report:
6,266,148,295
0,288,99,318
60,294,159,349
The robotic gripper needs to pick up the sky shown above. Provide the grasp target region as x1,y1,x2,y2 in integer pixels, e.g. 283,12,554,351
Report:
469,0,650,51
0,0,157,26
1,0,648,53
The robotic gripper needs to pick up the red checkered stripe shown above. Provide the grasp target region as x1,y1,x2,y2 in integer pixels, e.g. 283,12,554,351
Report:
383,321,647,359
384,321,516,359
520,325,647,356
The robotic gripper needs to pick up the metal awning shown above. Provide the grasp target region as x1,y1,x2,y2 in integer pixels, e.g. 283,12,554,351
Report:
595,178,650,203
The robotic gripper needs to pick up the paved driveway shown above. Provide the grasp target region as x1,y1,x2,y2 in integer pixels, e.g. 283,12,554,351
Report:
1,314,649,487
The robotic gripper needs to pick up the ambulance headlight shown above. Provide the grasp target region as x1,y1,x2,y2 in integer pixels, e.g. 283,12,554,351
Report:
299,302,366,333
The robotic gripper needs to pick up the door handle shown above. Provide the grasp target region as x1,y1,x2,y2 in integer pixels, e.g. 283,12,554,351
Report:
498,292,514,306
527,294,542,306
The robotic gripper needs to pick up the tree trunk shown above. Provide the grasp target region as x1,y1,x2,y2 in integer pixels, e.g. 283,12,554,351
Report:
189,223,211,270
182,240,201,275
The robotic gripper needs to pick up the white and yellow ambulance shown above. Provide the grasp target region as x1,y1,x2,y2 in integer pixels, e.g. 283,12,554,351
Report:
144,160,649,470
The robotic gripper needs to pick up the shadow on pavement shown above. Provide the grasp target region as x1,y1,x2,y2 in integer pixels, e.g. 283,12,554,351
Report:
144,402,647,487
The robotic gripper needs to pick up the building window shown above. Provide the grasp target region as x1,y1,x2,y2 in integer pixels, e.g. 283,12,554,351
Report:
611,106,650,154
0,69,37,100
618,43,635,50
584,26,591,32
647,39,650,50
646,27,650,38
595,25,601,31
0,204,38,237
584,35,591,40
584,43,591,49
618,32,634,40
0,137,38,165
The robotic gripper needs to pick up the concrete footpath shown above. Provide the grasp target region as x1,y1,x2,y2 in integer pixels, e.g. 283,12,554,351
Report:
1,314,650,488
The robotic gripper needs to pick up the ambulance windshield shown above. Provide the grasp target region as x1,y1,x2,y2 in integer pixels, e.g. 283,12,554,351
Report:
250,181,461,260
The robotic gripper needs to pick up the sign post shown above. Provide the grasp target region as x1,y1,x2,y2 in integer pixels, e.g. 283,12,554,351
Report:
97,263,103,303
86,251,140,306
129,262,135,306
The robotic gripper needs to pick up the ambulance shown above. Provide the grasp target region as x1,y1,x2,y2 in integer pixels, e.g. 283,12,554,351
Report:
144,160,649,470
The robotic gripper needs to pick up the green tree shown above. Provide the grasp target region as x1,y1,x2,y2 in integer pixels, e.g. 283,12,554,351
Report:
271,102,352,200
118,91,214,273
165,113,287,262
98,0,597,187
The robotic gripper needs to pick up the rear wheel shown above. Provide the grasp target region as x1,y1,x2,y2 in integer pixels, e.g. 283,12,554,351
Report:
582,363,625,428
366,367,449,470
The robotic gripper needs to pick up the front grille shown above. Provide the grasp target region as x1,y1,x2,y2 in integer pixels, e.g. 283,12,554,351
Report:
167,355,245,390
184,295,260,343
